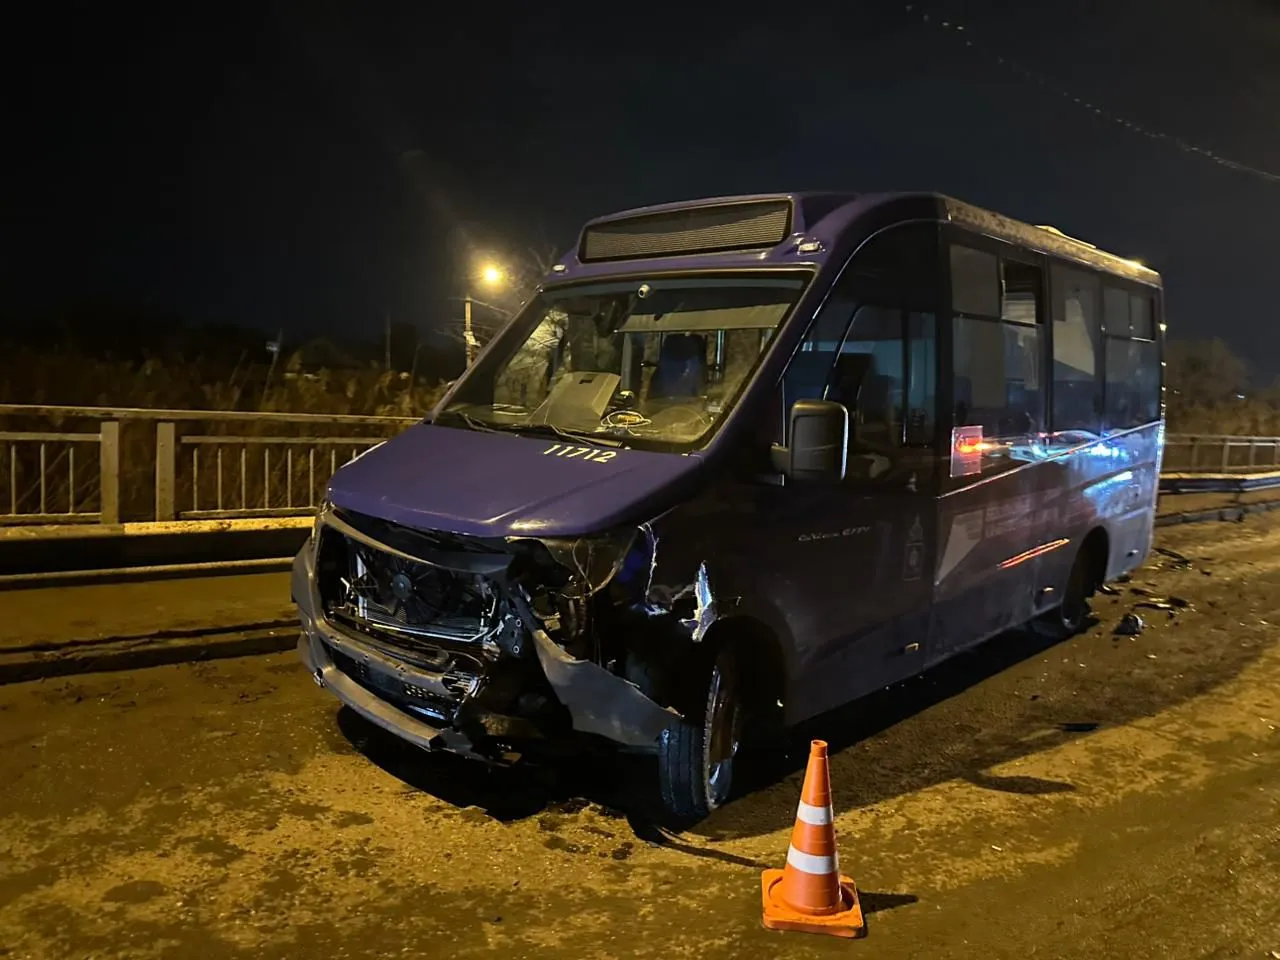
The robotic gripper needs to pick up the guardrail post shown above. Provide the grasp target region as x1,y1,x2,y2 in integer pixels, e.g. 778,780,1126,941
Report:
1221,439,1231,472
99,421,120,524
155,421,176,521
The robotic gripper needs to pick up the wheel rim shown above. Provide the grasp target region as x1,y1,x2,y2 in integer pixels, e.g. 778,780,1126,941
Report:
703,656,743,809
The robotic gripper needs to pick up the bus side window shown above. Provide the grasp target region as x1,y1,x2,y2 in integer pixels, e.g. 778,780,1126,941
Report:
826,307,937,453
1050,266,1103,434
950,246,1046,472
783,291,856,412
1103,288,1160,430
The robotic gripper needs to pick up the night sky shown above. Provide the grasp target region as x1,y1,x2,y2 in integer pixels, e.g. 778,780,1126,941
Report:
5,1,1280,373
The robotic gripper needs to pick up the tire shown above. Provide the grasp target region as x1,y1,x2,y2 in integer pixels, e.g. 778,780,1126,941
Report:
657,646,745,822
1034,544,1097,639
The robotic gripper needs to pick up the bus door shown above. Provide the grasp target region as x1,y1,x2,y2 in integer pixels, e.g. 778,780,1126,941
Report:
930,239,1059,661
747,223,943,720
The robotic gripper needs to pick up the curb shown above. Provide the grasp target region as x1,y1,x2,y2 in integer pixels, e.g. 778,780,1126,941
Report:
0,618,300,685
1154,498,1280,527
0,556,293,591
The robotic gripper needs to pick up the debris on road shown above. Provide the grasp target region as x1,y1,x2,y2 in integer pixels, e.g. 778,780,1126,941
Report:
1127,586,1192,609
1115,613,1146,636
1134,598,1192,615
1153,547,1195,570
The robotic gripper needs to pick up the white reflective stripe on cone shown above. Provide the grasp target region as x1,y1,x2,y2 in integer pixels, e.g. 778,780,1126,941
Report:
795,800,833,826
786,845,837,876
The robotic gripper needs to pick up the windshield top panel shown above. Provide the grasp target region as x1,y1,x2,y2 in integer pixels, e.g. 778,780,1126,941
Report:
440,273,810,451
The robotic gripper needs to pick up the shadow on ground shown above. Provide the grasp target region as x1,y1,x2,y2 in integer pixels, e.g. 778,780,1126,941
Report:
335,575,1272,847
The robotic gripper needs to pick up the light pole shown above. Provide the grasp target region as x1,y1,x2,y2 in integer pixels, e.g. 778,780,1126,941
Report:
464,295,475,366
464,263,507,366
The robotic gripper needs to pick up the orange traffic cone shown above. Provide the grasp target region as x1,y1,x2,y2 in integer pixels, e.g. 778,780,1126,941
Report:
761,740,866,938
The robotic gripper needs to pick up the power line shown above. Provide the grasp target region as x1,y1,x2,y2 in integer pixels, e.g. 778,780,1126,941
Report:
903,3,1280,186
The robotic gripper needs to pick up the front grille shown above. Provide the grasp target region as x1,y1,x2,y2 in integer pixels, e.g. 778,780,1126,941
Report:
316,521,500,656
314,513,510,714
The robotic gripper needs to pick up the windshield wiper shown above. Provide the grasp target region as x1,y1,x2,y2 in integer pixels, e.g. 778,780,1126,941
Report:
441,409,623,447
449,411,504,434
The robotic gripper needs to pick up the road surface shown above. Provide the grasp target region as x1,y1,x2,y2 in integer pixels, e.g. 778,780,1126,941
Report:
2,516,1279,958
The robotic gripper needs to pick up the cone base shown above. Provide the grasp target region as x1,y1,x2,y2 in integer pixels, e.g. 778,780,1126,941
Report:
760,869,866,939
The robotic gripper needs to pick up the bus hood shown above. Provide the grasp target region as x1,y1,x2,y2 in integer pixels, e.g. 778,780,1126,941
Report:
326,422,704,539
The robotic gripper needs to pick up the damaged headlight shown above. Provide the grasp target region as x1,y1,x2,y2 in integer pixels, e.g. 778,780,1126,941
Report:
515,528,643,599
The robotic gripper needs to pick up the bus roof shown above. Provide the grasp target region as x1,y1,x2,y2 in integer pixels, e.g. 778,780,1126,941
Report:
550,192,1160,287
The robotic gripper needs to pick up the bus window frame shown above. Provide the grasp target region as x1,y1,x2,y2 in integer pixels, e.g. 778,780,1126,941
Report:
939,225,1051,493
1097,275,1165,433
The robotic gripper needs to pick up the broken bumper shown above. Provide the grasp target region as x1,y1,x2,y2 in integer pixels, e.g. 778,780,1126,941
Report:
292,546,485,757
292,542,675,755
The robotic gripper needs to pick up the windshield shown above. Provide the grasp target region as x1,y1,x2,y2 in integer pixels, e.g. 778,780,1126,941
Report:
439,273,809,449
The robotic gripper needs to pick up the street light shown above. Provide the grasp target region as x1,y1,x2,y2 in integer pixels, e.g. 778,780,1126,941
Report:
465,262,506,366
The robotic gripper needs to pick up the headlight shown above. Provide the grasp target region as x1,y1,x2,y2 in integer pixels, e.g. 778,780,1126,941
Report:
523,528,641,598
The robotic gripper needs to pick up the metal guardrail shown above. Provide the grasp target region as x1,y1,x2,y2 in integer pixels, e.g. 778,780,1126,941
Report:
1161,434,1280,473
3,407,1280,528
174,433,389,520
0,424,118,524
0,404,416,526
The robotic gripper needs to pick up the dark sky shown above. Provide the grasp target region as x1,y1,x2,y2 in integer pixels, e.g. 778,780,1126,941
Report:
5,1,1280,373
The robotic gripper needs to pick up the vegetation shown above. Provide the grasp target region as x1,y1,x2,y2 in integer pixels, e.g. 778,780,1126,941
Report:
1,325,1274,431
1165,339,1280,436
0,325,450,521
1,316,1276,523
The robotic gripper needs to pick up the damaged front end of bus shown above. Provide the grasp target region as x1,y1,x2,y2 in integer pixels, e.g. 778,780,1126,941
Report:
293,497,726,764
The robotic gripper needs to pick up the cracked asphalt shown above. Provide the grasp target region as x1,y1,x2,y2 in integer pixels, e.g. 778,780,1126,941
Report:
2,515,1280,959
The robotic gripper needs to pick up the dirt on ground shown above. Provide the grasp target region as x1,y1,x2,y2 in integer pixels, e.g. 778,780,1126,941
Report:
1,516,1279,959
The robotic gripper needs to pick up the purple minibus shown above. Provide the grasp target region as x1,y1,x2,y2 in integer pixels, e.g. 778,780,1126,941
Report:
293,193,1164,818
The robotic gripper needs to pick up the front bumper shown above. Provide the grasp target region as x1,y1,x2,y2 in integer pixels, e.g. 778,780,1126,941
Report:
292,545,490,758
292,536,676,756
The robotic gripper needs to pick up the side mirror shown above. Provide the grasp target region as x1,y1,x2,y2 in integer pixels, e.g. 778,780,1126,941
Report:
771,399,848,482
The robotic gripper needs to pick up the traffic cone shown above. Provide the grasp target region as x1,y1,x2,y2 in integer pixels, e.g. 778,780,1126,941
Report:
761,740,866,938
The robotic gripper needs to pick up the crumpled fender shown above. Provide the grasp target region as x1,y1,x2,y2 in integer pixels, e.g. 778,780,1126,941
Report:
530,627,678,747
635,521,725,642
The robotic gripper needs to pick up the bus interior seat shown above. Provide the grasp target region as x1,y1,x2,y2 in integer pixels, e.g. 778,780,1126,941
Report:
649,333,707,399
855,372,897,449
826,352,875,410
829,353,898,449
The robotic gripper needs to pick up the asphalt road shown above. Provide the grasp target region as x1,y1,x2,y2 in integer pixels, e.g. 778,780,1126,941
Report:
2,517,1280,959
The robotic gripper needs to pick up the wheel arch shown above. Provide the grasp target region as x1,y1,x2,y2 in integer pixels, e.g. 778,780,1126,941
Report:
1079,525,1110,591
699,615,790,717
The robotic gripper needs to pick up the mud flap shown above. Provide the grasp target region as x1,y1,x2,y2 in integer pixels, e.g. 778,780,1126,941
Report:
530,628,679,748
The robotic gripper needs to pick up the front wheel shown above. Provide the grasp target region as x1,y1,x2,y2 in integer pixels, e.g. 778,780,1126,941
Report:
1034,544,1097,639
657,646,745,822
